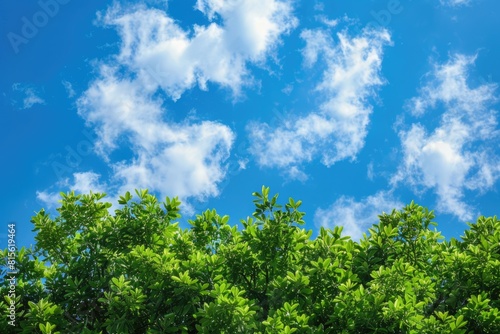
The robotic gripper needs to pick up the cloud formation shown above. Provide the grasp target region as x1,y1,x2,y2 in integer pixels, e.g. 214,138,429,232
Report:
39,0,297,209
315,191,402,240
248,27,392,178
37,172,106,209
76,66,235,204
393,54,499,220
440,0,472,7
12,83,45,110
62,80,76,98
101,0,297,100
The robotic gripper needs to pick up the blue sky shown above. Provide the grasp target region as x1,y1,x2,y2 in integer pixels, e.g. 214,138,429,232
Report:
1,0,500,248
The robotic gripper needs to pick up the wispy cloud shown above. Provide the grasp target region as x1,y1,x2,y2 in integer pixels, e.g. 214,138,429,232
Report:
62,80,76,98
440,0,473,7
315,191,403,240
248,26,392,179
393,54,499,220
12,83,45,109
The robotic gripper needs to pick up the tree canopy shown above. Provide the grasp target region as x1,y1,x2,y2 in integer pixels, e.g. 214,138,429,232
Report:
1,187,500,333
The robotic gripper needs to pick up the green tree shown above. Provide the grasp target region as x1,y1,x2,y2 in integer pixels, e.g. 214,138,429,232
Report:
1,187,500,333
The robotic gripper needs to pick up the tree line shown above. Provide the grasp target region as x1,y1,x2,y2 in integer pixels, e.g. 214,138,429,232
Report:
1,187,499,333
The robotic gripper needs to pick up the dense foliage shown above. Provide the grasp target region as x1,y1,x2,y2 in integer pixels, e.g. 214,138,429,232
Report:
1,187,500,333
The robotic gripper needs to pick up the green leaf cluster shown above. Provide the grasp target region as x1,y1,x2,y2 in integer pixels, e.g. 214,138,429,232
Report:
1,188,500,333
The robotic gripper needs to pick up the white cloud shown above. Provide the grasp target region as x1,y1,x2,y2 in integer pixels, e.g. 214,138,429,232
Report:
407,55,495,117
62,80,76,98
36,172,106,209
23,91,45,109
248,27,392,178
38,0,296,209
367,162,375,181
393,54,499,220
72,172,106,194
12,83,45,109
440,0,472,7
315,191,403,240
101,0,297,100
314,15,339,27
237,158,249,170
36,190,61,210
77,67,235,204
288,166,308,182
